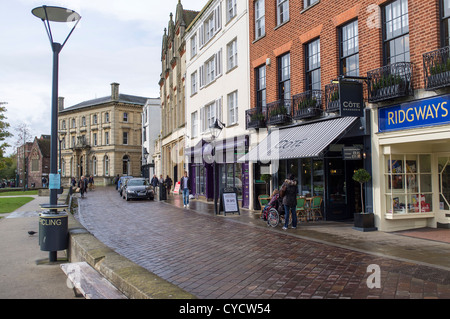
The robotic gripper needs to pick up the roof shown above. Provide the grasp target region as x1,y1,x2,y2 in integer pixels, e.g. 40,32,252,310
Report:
36,136,51,158
60,93,149,113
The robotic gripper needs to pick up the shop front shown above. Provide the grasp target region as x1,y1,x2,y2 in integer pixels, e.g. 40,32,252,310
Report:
186,135,250,209
243,115,371,221
372,93,450,232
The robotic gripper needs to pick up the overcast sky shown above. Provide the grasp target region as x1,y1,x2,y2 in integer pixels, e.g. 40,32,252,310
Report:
1,0,206,155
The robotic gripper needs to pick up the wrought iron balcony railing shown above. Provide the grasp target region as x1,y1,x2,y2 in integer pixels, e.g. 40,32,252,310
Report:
267,99,292,126
245,107,267,129
292,90,323,120
423,46,450,90
72,136,90,150
324,84,340,113
367,62,414,103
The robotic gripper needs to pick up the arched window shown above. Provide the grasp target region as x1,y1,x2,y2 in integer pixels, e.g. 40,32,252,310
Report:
104,155,109,176
61,159,66,177
92,156,97,176
123,155,130,175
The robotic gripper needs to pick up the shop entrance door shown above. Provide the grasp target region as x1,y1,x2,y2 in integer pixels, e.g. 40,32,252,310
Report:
326,158,362,220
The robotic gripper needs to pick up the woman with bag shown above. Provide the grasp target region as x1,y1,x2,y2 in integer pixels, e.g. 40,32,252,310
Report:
281,174,298,230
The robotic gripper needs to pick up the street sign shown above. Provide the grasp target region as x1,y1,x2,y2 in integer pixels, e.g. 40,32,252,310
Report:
220,187,240,216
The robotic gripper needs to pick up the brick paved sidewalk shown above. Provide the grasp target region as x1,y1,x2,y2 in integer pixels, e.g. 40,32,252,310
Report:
76,187,450,299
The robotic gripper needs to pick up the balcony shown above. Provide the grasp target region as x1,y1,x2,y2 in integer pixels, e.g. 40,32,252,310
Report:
245,107,267,129
267,99,292,126
367,62,414,103
292,90,323,120
324,84,340,113
72,136,90,150
423,46,450,90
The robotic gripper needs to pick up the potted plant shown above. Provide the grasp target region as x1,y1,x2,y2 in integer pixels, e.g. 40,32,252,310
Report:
249,112,265,128
352,168,376,232
269,104,289,124
295,97,319,119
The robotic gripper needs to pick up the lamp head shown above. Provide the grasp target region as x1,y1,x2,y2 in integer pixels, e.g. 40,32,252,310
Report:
32,6,81,22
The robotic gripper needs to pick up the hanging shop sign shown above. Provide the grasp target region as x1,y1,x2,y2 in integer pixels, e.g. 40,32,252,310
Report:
379,94,450,132
339,79,365,117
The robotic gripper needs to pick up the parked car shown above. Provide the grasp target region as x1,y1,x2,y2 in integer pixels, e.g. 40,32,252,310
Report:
123,178,154,201
118,176,133,196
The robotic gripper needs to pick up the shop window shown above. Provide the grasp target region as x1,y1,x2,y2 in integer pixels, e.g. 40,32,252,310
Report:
385,154,432,216
438,156,450,210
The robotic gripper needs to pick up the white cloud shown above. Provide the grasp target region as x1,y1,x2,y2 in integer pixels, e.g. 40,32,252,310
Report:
1,0,206,155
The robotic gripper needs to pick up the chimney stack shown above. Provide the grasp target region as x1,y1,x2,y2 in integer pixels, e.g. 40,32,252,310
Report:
111,83,120,101
58,97,64,112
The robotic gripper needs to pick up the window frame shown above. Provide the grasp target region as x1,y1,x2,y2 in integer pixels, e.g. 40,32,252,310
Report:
227,38,238,71
278,52,291,101
256,64,266,111
441,0,450,47
277,0,289,26
382,0,410,65
254,0,265,40
305,38,321,91
228,90,238,125
339,19,359,77
226,0,237,23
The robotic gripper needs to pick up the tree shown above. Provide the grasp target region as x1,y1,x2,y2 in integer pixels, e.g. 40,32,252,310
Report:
352,169,371,214
0,103,13,170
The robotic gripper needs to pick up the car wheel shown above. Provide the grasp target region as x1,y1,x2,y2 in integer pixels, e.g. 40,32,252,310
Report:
126,193,130,201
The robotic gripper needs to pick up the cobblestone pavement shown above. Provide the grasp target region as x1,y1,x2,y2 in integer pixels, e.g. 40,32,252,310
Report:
76,187,450,299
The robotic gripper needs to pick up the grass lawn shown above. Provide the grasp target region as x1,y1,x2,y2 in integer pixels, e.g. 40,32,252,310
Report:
0,190,39,196
0,197,35,214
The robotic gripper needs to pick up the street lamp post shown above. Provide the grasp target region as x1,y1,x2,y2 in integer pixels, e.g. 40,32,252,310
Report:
32,6,81,262
209,119,225,215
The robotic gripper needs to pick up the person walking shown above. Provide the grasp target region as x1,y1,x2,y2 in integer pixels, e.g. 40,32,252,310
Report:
150,174,159,188
180,171,191,208
89,175,95,191
78,176,87,198
165,175,173,197
281,174,298,230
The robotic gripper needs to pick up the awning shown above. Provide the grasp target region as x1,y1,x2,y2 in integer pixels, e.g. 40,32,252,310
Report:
240,117,358,162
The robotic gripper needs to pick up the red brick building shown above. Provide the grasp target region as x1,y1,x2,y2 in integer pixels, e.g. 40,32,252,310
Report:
17,135,50,188
248,0,441,108
245,0,450,229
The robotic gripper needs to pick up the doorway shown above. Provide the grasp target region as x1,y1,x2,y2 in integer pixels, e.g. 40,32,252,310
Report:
326,157,363,220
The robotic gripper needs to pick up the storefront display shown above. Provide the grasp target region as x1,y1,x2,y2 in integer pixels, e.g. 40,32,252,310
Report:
373,93,450,231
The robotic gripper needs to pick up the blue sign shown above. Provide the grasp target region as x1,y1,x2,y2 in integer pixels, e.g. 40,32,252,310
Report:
379,94,450,132
49,173,61,190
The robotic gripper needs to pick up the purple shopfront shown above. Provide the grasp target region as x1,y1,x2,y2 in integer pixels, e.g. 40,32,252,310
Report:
186,135,250,209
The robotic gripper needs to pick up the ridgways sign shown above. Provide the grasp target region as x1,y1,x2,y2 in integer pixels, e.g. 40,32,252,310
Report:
378,94,450,132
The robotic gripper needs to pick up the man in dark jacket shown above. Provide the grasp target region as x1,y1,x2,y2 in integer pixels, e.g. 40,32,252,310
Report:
180,171,190,208
281,174,298,230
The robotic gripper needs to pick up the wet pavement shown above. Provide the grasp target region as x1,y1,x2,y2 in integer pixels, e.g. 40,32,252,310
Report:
75,186,450,299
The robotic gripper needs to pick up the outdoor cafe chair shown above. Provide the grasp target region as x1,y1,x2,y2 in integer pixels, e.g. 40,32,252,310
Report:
296,195,307,222
258,195,270,218
310,196,323,221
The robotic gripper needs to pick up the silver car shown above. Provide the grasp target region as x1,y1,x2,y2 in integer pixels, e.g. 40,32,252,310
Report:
123,178,154,201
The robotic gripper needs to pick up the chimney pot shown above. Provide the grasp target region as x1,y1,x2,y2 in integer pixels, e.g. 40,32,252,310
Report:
111,83,120,101
58,97,64,112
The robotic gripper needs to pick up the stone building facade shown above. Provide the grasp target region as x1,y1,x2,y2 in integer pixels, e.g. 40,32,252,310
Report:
58,83,148,186
159,0,199,184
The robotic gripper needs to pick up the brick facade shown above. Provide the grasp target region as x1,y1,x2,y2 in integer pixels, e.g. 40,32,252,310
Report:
248,0,441,109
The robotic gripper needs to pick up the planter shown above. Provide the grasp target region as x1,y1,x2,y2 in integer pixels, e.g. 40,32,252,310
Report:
353,213,377,232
